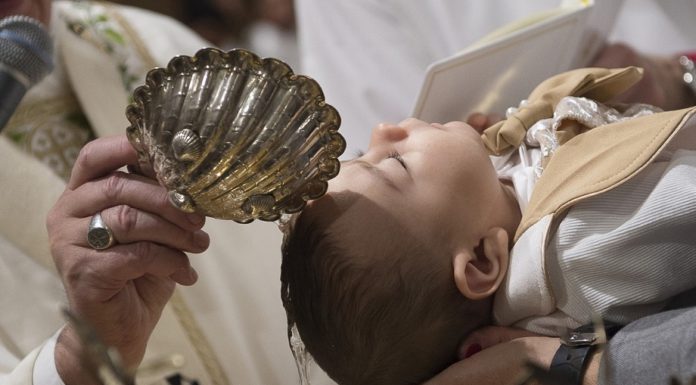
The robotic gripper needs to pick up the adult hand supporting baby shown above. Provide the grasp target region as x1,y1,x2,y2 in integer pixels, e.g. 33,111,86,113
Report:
591,42,696,110
46,135,210,384
424,326,602,385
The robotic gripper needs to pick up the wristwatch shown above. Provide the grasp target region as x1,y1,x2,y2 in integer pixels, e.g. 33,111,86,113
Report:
549,321,622,385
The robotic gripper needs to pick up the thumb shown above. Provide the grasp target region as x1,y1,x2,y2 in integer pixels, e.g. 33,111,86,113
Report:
458,326,540,359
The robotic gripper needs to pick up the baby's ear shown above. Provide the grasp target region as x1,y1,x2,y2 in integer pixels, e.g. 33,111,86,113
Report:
452,228,509,300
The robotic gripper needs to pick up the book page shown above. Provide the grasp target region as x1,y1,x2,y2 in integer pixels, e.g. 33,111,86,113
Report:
412,0,624,123
470,1,585,50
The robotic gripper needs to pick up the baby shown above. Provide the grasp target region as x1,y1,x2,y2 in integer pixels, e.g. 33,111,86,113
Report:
280,67,696,385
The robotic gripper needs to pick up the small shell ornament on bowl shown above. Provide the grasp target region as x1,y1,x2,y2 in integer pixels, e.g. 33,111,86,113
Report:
126,48,345,223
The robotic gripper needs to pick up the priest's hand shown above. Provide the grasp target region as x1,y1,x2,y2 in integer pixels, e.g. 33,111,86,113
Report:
46,135,209,384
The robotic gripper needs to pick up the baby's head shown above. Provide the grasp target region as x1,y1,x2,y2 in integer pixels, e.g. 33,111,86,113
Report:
281,118,520,384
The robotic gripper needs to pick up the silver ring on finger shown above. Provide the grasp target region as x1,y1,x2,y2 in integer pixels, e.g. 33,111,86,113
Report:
87,212,116,250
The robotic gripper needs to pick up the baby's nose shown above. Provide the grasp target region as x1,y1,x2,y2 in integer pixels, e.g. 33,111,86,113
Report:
372,122,408,143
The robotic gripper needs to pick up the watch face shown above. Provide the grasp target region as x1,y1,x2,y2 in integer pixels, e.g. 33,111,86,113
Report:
561,331,597,347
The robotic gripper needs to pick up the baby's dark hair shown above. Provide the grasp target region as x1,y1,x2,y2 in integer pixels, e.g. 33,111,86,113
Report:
280,193,492,385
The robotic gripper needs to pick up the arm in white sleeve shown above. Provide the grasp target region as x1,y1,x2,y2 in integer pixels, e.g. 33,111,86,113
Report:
33,331,65,385
0,330,64,385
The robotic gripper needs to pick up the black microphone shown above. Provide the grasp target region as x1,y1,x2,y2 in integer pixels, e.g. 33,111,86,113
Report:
0,15,53,131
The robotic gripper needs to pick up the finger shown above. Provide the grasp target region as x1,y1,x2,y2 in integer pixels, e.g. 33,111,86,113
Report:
62,242,197,295
66,171,205,231
169,266,199,286
426,339,533,385
98,242,199,286
127,157,157,180
92,205,210,253
466,113,489,133
68,135,140,191
458,326,540,359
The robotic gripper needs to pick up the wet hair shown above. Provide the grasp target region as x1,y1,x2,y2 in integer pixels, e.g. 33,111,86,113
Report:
280,193,492,385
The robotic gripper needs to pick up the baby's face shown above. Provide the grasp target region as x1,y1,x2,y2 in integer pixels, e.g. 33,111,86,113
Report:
324,118,503,250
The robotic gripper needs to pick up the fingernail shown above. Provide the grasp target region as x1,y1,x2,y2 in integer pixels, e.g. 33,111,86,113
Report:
173,267,198,286
188,214,205,227
193,230,210,249
188,267,198,282
463,343,482,358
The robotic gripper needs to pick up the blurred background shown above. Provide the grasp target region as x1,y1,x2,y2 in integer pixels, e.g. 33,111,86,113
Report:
107,0,694,74
106,0,695,154
110,0,299,67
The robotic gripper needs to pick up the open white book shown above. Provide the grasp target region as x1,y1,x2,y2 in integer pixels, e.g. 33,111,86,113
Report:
412,0,625,123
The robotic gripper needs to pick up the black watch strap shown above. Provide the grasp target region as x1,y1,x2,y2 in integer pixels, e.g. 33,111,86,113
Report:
549,321,623,385
550,343,595,385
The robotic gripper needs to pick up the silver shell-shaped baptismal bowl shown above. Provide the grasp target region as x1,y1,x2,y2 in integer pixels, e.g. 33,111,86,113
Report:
126,48,345,222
